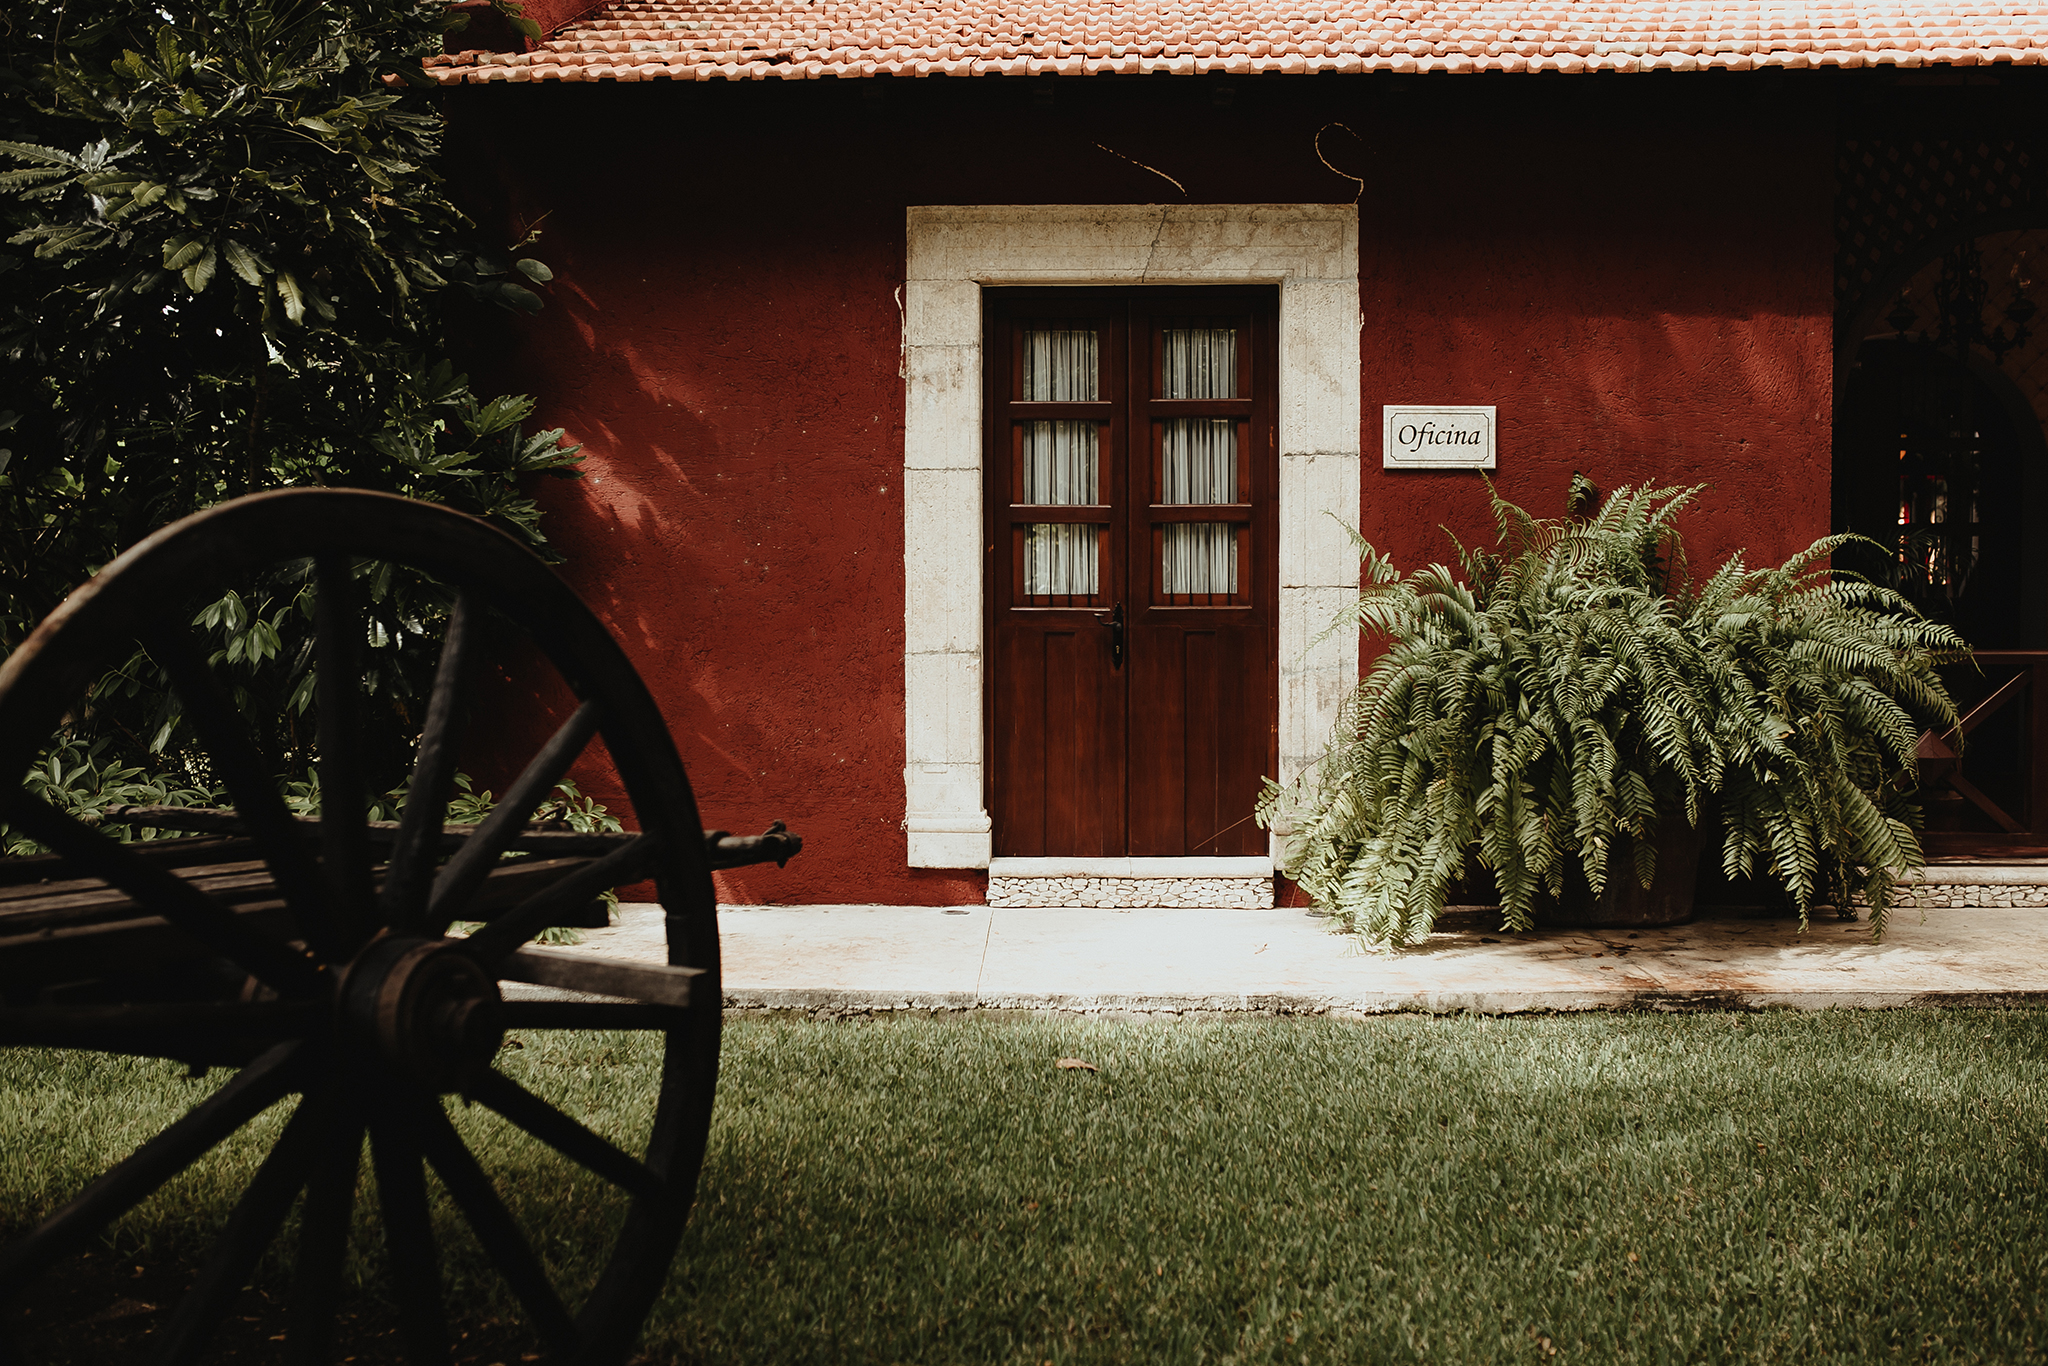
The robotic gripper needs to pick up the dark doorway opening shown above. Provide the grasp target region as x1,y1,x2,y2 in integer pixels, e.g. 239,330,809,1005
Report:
1835,333,2048,848
1834,338,2037,649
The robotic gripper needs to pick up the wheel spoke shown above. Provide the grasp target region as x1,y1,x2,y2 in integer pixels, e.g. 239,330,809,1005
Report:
463,1067,662,1202
143,623,334,951
0,798,319,996
370,1117,447,1364
382,591,480,929
315,554,374,945
461,837,663,968
500,1000,688,1031
287,1114,363,1365
497,945,699,1007
151,1091,325,1366
425,700,603,931
410,1096,579,1355
0,1000,318,1051
0,1042,303,1285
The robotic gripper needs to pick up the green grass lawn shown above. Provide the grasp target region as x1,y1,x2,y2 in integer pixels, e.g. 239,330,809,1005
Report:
5,1011,2047,1364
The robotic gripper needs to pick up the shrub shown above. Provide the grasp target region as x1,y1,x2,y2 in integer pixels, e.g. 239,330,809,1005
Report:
1261,479,1967,946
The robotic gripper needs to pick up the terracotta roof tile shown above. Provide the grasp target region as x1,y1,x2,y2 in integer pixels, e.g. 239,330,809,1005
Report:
424,0,2048,82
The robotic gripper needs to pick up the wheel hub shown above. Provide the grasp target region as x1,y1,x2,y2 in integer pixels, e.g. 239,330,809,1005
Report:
341,936,504,1092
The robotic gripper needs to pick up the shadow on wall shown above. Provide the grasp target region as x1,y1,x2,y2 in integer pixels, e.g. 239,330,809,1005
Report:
457,190,975,904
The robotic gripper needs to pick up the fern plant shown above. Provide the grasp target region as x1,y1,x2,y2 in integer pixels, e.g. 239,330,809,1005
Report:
1261,480,1967,947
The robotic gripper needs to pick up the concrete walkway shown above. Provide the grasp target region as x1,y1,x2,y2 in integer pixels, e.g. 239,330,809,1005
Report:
562,900,2048,1014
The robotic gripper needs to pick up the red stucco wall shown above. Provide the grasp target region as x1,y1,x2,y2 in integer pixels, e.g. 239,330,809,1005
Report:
1357,90,1834,570
444,74,1836,905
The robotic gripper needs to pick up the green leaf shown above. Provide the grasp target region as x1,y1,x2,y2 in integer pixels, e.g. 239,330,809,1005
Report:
513,258,553,284
222,240,264,285
275,269,306,324
296,117,340,135
161,234,203,270
467,393,536,436
517,427,582,472
0,168,69,190
182,246,217,292
154,27,189,81
30,224,107,258
0,141,82,168
511,16,544,39
81,172,144,196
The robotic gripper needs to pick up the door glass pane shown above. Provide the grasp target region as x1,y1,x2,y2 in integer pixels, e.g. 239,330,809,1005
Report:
1021,421,1099,505
1026,525,1100,596
1161,418,1235,504
1023,329,1098,401
1163,525,1237,595
1162,327,1237,399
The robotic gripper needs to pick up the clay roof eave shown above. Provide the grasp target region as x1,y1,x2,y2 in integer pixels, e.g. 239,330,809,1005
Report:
419,0,2048,84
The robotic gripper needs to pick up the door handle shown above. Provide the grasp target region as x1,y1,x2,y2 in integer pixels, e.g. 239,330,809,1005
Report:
1097,601,1124,670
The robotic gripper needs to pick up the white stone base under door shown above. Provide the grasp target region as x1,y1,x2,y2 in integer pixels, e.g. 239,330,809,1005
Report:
987,857,1275,909
1886,864,2048,909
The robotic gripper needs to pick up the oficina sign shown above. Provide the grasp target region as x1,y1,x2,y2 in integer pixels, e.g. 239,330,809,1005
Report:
1382,405,1496,470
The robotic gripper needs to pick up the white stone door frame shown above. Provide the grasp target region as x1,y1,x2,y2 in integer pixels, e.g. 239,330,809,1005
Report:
902,204,1361,870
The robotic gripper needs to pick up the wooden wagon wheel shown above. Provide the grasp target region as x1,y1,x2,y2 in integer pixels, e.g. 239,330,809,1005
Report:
0,489,754,1364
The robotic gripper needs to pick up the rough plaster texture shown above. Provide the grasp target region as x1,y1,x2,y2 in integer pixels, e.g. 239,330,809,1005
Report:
1353,93,1834,576
443,78,1836,905
903,203,1361,868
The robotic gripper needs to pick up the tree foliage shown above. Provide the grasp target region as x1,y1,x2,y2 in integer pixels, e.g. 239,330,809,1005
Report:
0,0,580,811
1261,481,1969,946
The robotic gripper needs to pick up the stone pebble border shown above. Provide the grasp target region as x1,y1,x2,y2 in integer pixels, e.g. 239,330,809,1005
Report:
1892,883,2048,908
987,868,2048,912
986,876,1273,909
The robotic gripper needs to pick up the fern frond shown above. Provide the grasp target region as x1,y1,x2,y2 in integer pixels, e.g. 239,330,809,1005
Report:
1274,482,1961,948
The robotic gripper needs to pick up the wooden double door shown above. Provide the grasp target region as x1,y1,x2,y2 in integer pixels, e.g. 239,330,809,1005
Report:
986,287,1278,858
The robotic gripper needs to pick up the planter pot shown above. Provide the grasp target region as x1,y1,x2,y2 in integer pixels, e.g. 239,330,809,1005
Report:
1536,817,1712,929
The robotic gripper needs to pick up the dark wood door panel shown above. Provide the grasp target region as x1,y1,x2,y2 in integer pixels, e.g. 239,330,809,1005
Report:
992,626,1124,857
987,287,1276,861
1127,624,1274,857
1125,624,1186,855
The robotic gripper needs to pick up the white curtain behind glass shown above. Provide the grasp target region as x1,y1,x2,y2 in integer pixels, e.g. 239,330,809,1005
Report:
1024,329,1098,401
1022,328,1100,597
1162,328,1236,400
1161,328,1238,596
1022,421,1097,505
